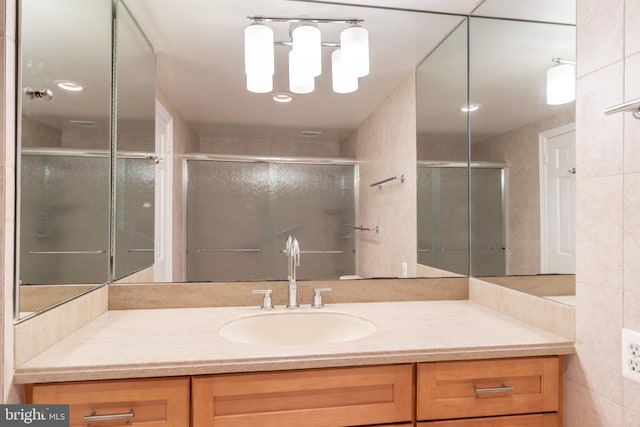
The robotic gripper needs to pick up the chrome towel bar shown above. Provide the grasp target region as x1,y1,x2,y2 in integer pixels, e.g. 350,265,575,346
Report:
604,98,640,119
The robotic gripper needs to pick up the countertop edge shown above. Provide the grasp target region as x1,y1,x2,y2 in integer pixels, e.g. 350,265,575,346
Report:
14,342,575,384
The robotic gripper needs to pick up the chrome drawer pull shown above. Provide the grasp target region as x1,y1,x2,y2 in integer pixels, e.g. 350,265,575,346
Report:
83,410,135,422
473,384,514,395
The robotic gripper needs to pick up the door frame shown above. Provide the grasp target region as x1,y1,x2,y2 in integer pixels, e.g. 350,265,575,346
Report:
154,101,174,281
538,122,575,274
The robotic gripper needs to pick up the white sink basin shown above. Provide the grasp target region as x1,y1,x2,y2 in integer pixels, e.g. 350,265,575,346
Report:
218,311,377,345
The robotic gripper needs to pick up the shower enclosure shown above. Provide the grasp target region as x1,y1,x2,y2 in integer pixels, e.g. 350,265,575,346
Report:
186,158,356,282
417,163,504,276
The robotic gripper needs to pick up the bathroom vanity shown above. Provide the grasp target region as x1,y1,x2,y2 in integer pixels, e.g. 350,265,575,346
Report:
16,301,572,426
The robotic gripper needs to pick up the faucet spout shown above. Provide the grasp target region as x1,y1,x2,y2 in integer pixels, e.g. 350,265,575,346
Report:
285,235,300,309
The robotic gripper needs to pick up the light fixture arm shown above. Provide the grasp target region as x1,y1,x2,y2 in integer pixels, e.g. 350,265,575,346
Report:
552,58,576,65
275,41,340,47
248,16,364,25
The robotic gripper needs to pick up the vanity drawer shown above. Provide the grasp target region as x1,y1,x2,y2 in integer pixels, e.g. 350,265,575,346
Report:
25,377,190,427
417,413,560,426
191,364,413,427
417,356,561,421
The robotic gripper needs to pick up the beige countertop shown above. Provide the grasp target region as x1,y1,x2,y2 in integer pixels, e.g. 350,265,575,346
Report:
14,300,574,384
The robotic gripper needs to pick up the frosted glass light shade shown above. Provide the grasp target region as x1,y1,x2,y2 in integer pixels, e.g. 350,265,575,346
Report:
292,24,322,77
246,73,273,94
546,63,575,105
245,23,274,93
289,50,315,94
331,49,357,94
340,25,369,78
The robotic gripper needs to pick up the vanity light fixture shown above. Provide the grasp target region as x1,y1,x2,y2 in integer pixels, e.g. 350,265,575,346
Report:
245,16,369,95
273,93,293,103
546,58,576,105
460,103,481,112
55,80,84,92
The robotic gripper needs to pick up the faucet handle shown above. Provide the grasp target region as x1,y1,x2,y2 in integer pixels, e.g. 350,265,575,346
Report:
252,289,275,310
311,287,332,309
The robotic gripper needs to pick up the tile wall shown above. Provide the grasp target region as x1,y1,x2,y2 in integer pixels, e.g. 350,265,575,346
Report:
341,72,418,278
566,0,640,425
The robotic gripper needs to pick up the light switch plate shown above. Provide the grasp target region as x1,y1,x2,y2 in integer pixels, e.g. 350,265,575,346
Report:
622,328,640,384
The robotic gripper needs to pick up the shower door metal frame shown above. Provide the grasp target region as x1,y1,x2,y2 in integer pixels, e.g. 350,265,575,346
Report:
183,154,358,282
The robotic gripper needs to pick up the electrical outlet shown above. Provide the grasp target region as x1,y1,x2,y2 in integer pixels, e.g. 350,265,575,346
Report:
622,328,640,383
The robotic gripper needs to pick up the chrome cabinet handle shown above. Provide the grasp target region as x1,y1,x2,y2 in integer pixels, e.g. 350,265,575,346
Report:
83,410,134,422
473,384,514,395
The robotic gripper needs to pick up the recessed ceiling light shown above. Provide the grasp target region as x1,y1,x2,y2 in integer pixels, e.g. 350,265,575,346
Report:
55,80,84,92
460,103,481,112
273,93,293,103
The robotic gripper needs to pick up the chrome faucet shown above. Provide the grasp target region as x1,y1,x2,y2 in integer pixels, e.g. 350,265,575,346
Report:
284,235,301,309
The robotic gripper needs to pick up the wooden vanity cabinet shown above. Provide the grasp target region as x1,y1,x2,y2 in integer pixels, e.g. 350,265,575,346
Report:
25,377,190,427
416,356,563,426
25,356,563,427
191,364,414,427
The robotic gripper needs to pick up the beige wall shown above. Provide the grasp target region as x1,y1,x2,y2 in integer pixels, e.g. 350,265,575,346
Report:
473,109,574,275
565,0,640,425
341,72,417,278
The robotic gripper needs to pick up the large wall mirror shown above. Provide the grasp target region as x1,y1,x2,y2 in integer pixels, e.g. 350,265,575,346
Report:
14,0,576,321
417,14,575,301
16,0,156,320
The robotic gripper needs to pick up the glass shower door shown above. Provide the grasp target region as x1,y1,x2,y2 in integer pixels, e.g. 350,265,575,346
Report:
187,161,270,282
270,163,355,280
20,154,110,284
417,165,504,277
186,160,355,282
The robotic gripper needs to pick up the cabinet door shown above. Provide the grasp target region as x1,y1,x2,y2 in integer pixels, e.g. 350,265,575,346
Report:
417,357,561,421
26,377,189,427
192,364,413,427
417,413,560,426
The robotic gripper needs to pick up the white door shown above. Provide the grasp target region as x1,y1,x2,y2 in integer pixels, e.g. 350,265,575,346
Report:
539,123,576,274
154,101,174,281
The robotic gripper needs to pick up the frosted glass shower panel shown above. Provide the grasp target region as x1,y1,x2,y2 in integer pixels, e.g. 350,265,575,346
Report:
113,158,155,279
271,163,355,280
187,160,355,282
470,168,505,276
417,166,504,276
20,155,110,284
187,161,271,282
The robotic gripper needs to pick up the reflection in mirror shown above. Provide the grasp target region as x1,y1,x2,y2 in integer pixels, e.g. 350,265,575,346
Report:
17,0,112,318
16,0,156,320
113,1,156,280
122,0,466,283
416,20,469,278
469,17,576,302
